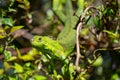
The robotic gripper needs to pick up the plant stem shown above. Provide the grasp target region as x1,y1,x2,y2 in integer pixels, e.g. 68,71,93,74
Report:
75,6,97,71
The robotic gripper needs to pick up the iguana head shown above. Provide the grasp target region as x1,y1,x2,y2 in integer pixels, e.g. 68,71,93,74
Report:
31,36,66,59
31,36,45,48
31,36,56,55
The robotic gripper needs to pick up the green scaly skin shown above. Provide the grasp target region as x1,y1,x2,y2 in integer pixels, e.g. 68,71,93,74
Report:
53,0,85,56
31,36,66,60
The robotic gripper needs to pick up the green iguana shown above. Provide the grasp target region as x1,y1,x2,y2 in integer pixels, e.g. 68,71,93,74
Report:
31,0,85,60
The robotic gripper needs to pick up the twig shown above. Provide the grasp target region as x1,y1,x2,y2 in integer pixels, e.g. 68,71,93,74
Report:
75,22,84,67
75,6,97,71
93,47,120,59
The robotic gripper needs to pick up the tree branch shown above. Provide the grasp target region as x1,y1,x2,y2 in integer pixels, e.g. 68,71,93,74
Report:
75,6,97,71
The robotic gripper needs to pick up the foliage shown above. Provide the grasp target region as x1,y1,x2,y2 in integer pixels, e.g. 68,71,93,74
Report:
0,0,120,80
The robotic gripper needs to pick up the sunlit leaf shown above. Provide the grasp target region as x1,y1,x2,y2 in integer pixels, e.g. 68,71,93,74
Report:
2,18,14,26
9,0,15,7
8,8,16,12
87,58,92,64
69,63,75,80
53,70,64,79
7,56,17,61
17,48,35,61
18,0,30,10
4,62,10,71
0,69,4,75
0,35,6,39
103,30,119,39
76,70,88,80
34,75,47,80
0,46,3,53
24,62,31,68
0,28,5,33
4,50,12,60
80,28,89,37
17,47,34,61
20,54,34,61
53,70,58,78
41,55,49,62
80,77,86,80
111,73,120,80
16,48,21,58
13,63,24,73
0,28,7,39
4,26,10,30
28,48,38,56
92,56,103,67
9,26,23,35
16,48,34,61
57,75,64,80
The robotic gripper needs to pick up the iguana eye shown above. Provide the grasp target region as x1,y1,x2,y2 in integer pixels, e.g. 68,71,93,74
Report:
38,37,42,42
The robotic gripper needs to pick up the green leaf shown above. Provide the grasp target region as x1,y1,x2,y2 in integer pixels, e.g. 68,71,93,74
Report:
34,75,47,80
0,35,6,39
4,62,10,71
28,48,38,56
69,63,75,80
24,62,31,67
53,70,58,79
93,17,100,27
16,48,21,58
75,0,85,17
111,73,120,80
87,58,92,64
0,46,3,53
8,76,16,80
0,28,7,39
20,54,35,61
8,8,16,12
80,28,89,37
9,0,15,7
7,56,17,61
103,30,119,39
92,56,103,67
4,50,12,60
0,69,4,75
16,48,34,61
13,63,24,73
9,26,23,35
2,18,14,26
